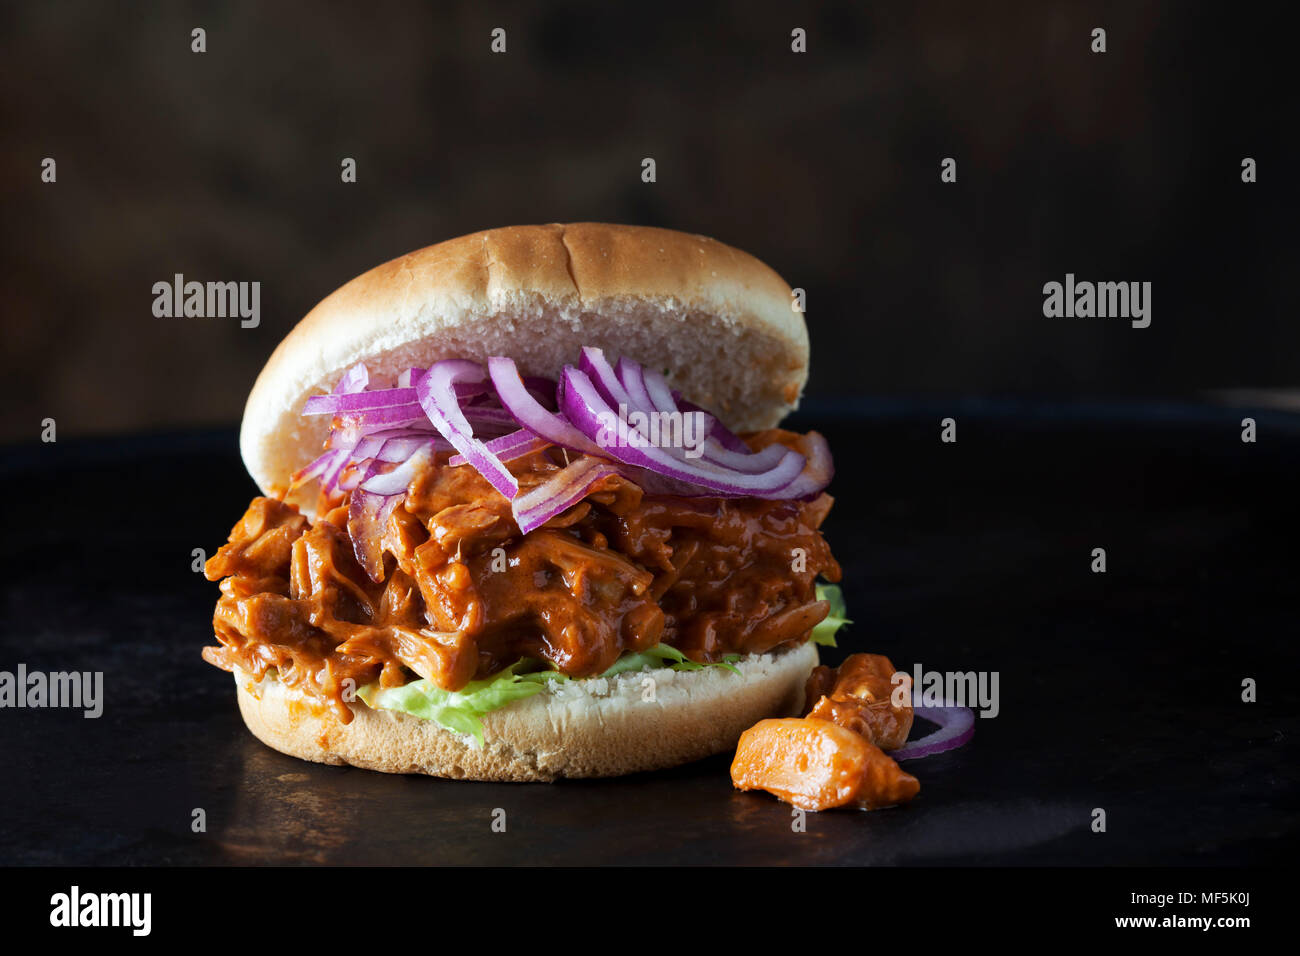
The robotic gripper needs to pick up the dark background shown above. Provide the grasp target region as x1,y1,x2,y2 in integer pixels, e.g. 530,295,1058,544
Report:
1,2,1296,871
1,0,1292,443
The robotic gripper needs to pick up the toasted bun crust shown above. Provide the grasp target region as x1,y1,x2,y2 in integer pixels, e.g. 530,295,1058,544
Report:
233,642,818,782
241,223,809,505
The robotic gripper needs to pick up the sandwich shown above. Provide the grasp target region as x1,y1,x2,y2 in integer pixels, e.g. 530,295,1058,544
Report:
202,222,847,782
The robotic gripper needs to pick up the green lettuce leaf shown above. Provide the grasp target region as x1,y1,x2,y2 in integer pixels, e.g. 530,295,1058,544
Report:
313,582,852,746
357,660,567,748
810,582,850,647
600,644,743,677
357,644,746,746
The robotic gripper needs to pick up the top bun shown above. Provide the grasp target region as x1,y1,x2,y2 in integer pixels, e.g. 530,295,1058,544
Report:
240,223,810,503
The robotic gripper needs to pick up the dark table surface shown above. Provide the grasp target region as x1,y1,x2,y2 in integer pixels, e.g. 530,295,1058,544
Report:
2,398,1297,865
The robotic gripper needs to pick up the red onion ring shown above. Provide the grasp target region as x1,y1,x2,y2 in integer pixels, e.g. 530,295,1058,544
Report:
449,428,551,467
606,350,787,472
293,352,834,552
461,406,526,429
640,364,751,455
303,386,418,415
579,346,638,410
353,434,448,464
415,360,518,499
523,376,560,409
512,456,618,534
614,355,658,412
323,404,428,427
561,366,806,496
765,430,834,500
892,704,976,761
291,364,372,495
335,363,369,394
487,356,604,455
358,442,436,496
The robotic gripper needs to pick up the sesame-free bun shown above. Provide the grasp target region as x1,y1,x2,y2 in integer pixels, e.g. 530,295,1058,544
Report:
234,642,818,782
240,223,810,505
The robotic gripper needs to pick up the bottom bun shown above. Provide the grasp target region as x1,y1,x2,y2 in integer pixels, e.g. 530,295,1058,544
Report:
234,642,818,782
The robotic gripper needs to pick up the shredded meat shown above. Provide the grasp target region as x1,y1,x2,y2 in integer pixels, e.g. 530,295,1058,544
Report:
730,654,920,811
803,653,914,750
202,429,841,722
731,718,921,811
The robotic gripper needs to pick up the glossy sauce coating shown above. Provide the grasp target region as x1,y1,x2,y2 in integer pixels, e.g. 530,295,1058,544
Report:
730,653,920,811
202,431,841,722
731,718,920,811
804,653,914,750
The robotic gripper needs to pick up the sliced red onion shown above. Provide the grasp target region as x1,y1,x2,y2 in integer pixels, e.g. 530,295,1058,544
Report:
488,356,604,455
293,446,342,486
293,369,426,501
579,346,637,410
372,367,481,395
349,433,446,466
329,404,428,427
317,441,360,495
561,367,805,496
512,457,618,535
407,369,487,397
351,435,385,461
342,415,439,440
358,443,436,496
585,348,730,471
614,355,656,411
375,436,446,463
766,430,834,500
361,426,448,444
640,363,751,456
523,376,560,409
294,353,832,527
645,366,750,456
335,459,370,493
290,364,371,494
303,386,418,415
610,352,776,470
462,406,524,429
640,364,677,415
892,704,976,761
454,380,490,401
335,363,369,395
675,394,750,454
415,360,518,498
449,428,550,467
